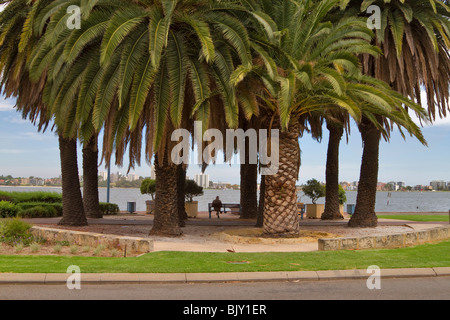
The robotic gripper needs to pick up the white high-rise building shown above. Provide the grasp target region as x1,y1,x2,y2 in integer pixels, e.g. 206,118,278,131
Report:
194,174,210,189
150,165,155,180
99,171,108,181
126,173,140,181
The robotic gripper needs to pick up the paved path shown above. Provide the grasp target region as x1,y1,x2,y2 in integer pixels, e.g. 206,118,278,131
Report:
24,211,450,227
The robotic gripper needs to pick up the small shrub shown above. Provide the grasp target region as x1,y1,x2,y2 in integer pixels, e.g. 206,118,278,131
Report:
0,201,18,218
70,245,78,254
99,202,120,215
93,244,106,256
55,240,70,246
302,179,326,204
53,244,62,253
14,243,24,253
30,243,41,253
0,218,32,245
185,180,204,202
110,248,119,257
17,205,58,218
140,178,156,200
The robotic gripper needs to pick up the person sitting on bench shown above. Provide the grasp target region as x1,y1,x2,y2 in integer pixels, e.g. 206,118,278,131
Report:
212,196,223,218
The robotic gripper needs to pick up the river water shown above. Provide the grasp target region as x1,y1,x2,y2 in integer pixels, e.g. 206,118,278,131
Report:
1,186,449,213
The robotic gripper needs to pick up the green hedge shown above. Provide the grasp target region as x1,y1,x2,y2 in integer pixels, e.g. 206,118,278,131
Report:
17,205,59,218
0,191,62,204
0,201,18,218
0,191,120,218
16,202,63,217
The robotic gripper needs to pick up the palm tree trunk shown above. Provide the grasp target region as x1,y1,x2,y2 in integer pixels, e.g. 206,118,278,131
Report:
263,123,301,237
348,117,380,228
150,153,182,236
82,136,103,219
177,164,188,227
240,161,258,219
58,134,88,226
322,123,344,220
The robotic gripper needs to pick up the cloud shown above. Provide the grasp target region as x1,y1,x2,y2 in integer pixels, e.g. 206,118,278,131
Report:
0,103,14,112
409,111,450,128
0,149,27,155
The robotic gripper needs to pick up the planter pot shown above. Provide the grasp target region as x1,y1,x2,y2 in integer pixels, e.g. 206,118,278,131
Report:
145,200,155,214
185,201,198,218
306,204,325,219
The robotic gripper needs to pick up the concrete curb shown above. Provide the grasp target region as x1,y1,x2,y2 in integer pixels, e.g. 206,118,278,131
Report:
1,267,449,284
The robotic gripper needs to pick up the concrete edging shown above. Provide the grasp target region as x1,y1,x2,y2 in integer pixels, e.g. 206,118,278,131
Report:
318,225,450,251
0,267,449,284
30,226,154,254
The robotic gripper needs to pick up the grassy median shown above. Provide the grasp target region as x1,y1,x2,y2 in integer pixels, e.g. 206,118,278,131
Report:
0,240,449,273
377,215,449,222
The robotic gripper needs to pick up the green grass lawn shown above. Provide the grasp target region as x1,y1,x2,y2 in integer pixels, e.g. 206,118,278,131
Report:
1,240,449,273
377,215,449,222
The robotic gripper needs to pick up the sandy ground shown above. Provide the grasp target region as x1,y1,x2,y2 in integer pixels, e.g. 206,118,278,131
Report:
28,211,425,253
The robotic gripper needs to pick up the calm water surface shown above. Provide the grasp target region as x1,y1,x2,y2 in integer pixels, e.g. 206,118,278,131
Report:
1,186,449,213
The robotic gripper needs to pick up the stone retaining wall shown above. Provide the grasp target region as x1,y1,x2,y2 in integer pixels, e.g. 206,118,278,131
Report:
318,225,450,251
30,226,154,254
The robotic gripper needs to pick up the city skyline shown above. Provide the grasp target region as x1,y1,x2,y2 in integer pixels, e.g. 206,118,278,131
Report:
1,96,450,186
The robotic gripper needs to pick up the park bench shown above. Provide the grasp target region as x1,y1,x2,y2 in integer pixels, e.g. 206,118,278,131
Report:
208,203,242,219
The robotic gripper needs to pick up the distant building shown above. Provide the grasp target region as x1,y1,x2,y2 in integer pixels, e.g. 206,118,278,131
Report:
212,181,231,189
126,173,140,182
376,182,386,191
150,165,155,180
194,174,210,189
430,180,447,191
99,171,108,181
397,181,406,189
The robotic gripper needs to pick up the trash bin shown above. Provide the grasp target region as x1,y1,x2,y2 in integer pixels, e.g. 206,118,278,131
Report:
127,202,136,213
347,204,355,215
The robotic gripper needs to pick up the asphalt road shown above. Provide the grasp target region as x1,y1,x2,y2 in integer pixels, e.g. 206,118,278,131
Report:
1,276,449,300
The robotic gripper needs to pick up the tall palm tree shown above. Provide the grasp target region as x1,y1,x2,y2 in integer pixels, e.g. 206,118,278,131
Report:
28,0,254,236
345,0,450,228
237,0,384,236
238,0,429,236
321,114,348,220
0,0,88,225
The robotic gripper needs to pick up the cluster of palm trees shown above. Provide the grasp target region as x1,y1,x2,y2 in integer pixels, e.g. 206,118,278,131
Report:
0,0,448,237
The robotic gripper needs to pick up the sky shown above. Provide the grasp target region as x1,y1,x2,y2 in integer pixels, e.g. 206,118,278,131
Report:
1,95,449,186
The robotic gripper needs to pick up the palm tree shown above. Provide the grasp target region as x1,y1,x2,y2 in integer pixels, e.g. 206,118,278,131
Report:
237,0,429,236
0,0,88,225
321,114,348,220
237,0,384,236
345,0,450,228
30,0,254,236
